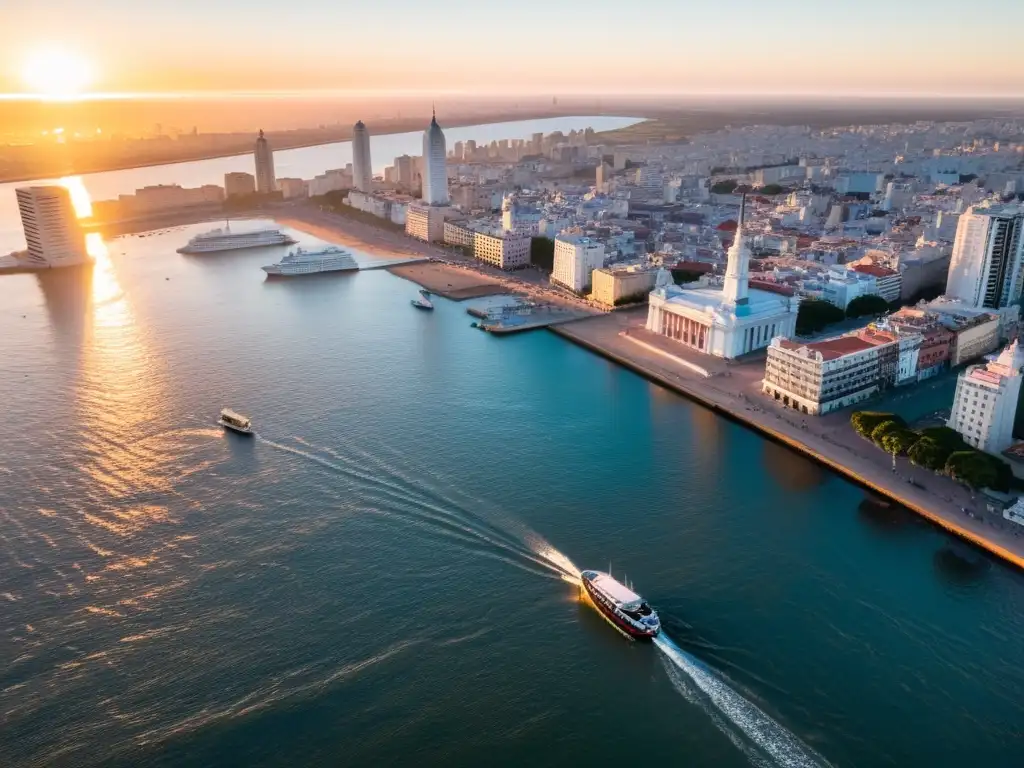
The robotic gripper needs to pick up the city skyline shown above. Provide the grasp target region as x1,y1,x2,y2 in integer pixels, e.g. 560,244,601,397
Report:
4,0,1024,99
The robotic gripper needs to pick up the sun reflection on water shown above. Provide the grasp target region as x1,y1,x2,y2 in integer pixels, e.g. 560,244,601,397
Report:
59,176,93,218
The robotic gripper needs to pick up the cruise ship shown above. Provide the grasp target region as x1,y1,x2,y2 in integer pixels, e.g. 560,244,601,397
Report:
580,570,661,640
177,225,295,254
261,246,359,277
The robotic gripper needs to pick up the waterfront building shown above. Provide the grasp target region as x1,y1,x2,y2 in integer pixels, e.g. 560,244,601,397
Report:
254,130,276,194
945,202,1024,310
278,178,308,199
947,341,1024,454
422,110,449,206
224,172,256,198
15,186,89,267
762,327,910,415
473,231,530,270
406,203,445,242
591,265,659,307
645,198,800,358
886,308,954,379
352,121,372,193
552,235,606,293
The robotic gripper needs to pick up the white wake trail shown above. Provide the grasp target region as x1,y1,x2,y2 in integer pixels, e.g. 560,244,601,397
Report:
654,635,830,768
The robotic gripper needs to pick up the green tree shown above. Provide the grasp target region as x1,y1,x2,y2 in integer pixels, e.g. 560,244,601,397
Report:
530,237,555,272
919,426,968,452
758,184,785,196
710,180,738,194
945,451,998,490
908,437,954,471
845,294,890,319
871,420,903,447
881,428,919,456
850,411,905,439
796,299,846,335
671,269,704,285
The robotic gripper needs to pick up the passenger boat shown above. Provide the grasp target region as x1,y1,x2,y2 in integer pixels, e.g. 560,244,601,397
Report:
177,224,295,254
411,289,434,310
218,408,254,435
262,246,359,276
580,570,661,639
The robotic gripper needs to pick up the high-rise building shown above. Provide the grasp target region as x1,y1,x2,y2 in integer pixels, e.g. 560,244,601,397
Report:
453,141,465,160
465,140,477,160
352,121,372,193
225,172,257,198
552,234,606,293
421,110,449,206
254,130,276,194
945,202,1024,310
15,186,90,267
947,340,1024,454
394,155,415,189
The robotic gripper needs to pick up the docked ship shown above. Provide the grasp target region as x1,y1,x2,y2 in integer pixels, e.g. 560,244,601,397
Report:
580,570,661,639
262,246,359,277
411,289,434,310
218,408,253,435
177,224,295,254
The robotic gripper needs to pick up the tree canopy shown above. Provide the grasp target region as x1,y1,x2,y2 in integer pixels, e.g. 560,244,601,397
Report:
796,299,845,335
530,237,555,272
851,411,905,439
845,294,890,319
871,420,904,447
711,180,738,194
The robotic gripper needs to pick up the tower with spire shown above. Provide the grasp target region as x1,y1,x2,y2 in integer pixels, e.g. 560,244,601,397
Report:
722,194,751,309
254,129,276,194
422,107,449,206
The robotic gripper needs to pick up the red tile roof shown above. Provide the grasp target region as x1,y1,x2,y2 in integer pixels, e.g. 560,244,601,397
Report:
749,279,795,296
851,263,898,278
716,219,738,231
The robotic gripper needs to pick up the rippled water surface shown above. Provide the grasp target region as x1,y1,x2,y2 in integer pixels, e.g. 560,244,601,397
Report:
1,224,1022,767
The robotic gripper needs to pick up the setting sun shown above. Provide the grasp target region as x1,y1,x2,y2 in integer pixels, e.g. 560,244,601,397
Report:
21,47,95,99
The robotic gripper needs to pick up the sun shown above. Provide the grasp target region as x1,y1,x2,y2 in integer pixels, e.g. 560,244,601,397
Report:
22,47,96,99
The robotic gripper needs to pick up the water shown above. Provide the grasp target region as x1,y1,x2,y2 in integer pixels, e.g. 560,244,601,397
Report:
1,222,1023,767
0,115,641,254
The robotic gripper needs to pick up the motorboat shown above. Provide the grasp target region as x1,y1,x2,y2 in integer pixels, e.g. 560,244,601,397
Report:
218,408,254,435
580,570,660,639
411,289,434,310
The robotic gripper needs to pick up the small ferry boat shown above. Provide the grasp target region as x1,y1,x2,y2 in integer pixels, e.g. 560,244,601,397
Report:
411,290,434,311
580,570,661,640
218,408,254,435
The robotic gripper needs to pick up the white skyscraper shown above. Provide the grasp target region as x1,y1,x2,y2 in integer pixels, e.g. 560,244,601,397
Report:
421,109,449,206
352,121,372,193
15,186,89,267
945,202,1024,309
254,129,276,194
948,340,1024,454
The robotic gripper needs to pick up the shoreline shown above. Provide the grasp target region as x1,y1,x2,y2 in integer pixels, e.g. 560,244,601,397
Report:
0,111,644,186
549,313,1024,571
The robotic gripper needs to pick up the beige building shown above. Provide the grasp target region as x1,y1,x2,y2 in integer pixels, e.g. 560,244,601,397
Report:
591,266,659,306
473,231,530,270
406,204,445,242
278,178,308,199
947,313,1000,366
224,172,256,198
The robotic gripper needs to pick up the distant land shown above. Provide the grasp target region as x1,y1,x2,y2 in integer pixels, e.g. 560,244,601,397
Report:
3,96,1023,185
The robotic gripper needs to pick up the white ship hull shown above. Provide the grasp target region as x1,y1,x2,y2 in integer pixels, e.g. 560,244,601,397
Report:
262,246,359,277
177,229,296,254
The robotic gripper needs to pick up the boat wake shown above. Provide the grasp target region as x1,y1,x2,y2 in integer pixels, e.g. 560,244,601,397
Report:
254,434,579,584
654,635,830,768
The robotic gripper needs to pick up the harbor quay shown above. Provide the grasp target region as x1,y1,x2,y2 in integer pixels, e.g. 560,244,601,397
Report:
552,309,1024,571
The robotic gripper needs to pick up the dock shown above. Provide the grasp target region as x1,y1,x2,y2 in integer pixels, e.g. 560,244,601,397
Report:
467,297,594,334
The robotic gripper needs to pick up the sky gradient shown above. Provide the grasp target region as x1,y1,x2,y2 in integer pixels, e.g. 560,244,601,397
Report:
3,0,1024,97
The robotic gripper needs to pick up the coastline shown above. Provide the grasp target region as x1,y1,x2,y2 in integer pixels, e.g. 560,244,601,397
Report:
549,311,1024,571
0,111,645,186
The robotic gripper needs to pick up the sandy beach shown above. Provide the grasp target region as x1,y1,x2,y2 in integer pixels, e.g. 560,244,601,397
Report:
553,310,1024,570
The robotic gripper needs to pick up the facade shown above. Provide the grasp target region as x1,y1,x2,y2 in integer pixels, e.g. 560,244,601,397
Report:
851,263,902,302
591,266,659,307
422,112,449,206
15,186,89,267
395,155,416,189
473,231,530,270
947,341,1024,454
352,121,372,193
254,130,276,194
822,265,878,309
946,313,1000,366
945,202,1024,310
886,308,954,377
278,178,308,199
552,235,606,293
224,172,256,198
762,328,906,415
645,198,800,358
405,203,445,242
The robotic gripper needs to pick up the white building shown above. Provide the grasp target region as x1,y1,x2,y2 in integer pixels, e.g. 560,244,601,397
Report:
645,198,800,358
405,203,445,242
395,155,416,189
552,235,606,293
822,265,878,310
278,178,308,199
473,231,530,270
15,186,90,267
422,111,449,206
947,341,1024,454
254,130,276,194
352,121,372,193
224,172,256,198
945,202,1024,310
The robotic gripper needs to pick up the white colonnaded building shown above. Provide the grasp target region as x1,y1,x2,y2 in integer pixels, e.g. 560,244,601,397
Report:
947,340,1024,454
645,197,800,358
